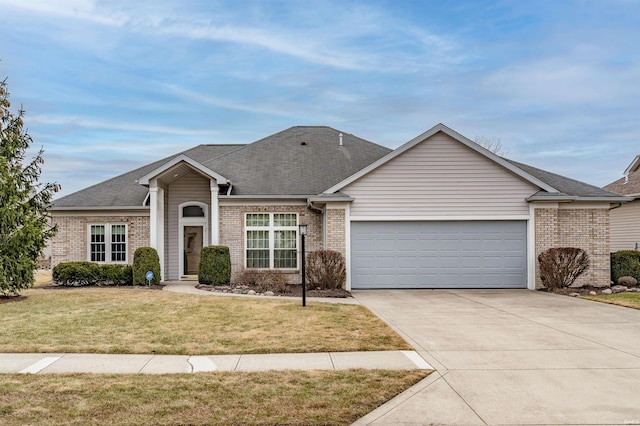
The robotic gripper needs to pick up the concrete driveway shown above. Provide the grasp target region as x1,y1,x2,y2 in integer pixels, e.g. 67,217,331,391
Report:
353,290,640,425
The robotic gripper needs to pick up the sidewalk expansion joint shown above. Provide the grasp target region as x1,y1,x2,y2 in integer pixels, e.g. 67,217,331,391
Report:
19,356,61,374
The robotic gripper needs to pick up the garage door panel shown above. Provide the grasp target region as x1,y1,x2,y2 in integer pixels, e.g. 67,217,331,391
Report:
351,221,527,289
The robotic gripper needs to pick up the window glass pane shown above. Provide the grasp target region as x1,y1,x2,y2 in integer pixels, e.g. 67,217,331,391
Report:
183,205,204,217
247,230,269,249
246,250,269,268
274,213,296,227
111,224,127,262
90,225,105,262
274,249,297,268
274,230,297,249
246,213,269,227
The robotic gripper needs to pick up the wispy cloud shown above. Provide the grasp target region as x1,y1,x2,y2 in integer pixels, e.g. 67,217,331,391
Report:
29,114,218,137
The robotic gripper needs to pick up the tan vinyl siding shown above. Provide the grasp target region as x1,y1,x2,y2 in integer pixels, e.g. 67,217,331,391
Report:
610,200,640,252
343,132,538,217
167,171,211,280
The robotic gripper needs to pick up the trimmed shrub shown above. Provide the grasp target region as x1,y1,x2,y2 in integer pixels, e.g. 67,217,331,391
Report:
132,247,161,285
306,250,346,290
52,262,101,286
198,246,231,285
538,247,589,289
100,264,133,286
52,262,133,286
237,269,290,293
610,250,640,283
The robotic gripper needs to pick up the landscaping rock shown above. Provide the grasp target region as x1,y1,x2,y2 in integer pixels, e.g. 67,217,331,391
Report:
618,276,638,286
589,291,597,296
627,287,638,292
569,292,580,297
264,291,275,296
247,290,256,295
601,288,613,295
611,285,628,294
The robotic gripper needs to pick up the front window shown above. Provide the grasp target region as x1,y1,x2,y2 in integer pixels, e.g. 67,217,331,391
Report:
245,213,298,269
89,224,128,263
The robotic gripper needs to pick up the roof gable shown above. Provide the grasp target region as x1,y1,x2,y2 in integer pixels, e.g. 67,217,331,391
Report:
325,123,559,194
137,154,229,186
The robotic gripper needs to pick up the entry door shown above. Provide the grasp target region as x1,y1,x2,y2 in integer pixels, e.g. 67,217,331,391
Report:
183,226,203,275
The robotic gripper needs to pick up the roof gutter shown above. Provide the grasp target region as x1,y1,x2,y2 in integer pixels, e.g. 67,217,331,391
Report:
526,195,632,203
50,206,150,211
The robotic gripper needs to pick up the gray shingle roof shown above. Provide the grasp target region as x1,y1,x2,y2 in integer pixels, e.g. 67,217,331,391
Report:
53,146,242,208
505,159,624,199
53,127,391,208
53,126,625,210
604,169,640,196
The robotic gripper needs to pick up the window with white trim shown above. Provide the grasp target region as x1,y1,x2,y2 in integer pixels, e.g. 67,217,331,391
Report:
245,213,298,269
88,224,128,263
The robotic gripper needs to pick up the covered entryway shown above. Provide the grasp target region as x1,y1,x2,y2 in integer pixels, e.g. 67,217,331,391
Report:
351,220,527,289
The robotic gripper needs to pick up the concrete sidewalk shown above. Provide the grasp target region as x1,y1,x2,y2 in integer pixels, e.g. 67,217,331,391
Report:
0,350,433,375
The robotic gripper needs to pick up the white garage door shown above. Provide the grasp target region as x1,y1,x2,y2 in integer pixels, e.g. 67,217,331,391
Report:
351,221,527,289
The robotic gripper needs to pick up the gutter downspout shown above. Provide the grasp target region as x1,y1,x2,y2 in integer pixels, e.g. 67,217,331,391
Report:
226,181,233,196
306,199,324,213
609,203,623,211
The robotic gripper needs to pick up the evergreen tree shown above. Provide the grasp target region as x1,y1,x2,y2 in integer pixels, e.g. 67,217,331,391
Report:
0,78,59,296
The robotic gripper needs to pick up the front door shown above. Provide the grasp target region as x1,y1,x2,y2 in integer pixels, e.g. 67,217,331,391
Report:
183,226,203,275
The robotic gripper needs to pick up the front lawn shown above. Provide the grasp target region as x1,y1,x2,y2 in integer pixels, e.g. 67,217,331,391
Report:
0,369,430,425
0,288,411,354
580,292,640,309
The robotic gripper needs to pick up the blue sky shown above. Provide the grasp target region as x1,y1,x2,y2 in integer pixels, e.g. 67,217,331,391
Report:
2,0,639,196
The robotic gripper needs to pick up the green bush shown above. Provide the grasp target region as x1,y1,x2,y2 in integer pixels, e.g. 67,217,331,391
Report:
611,250,640,283
198,246,231,285
132,247,161,285
100,264,133,286
52,262,133,286
52,262,101,286
306,250,347,290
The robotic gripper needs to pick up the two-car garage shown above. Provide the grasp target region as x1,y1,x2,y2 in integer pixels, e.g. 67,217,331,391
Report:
350,221,527,289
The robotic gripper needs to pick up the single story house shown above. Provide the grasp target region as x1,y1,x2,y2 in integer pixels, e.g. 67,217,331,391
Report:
604,155,640,252
50,123,627,289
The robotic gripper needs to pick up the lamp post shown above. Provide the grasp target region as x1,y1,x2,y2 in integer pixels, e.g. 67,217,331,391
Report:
299,224,308,307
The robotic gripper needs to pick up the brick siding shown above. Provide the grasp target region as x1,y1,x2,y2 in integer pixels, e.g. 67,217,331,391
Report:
51,215,150,268
534,207,610,288
219,205,323,283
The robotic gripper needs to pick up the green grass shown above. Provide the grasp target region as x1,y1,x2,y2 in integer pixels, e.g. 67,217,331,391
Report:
0,369,431,425
580,292,640,309
0,288,411,354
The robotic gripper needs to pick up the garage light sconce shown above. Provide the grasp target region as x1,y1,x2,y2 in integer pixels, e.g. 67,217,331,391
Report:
299,224,308,307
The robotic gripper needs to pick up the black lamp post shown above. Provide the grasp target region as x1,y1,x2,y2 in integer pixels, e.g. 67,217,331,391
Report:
299,224,308,307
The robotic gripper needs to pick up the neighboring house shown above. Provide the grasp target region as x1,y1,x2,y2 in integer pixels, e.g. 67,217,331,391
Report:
50,124,627,290
604,155,640,252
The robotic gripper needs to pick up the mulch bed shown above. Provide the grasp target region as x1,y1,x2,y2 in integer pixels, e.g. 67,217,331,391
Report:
35,284,166,291
0,295,27,304
196,283,352,298
540,285,638,296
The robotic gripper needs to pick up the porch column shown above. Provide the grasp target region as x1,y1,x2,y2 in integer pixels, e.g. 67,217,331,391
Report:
149,181,165,281
210,180,220,245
